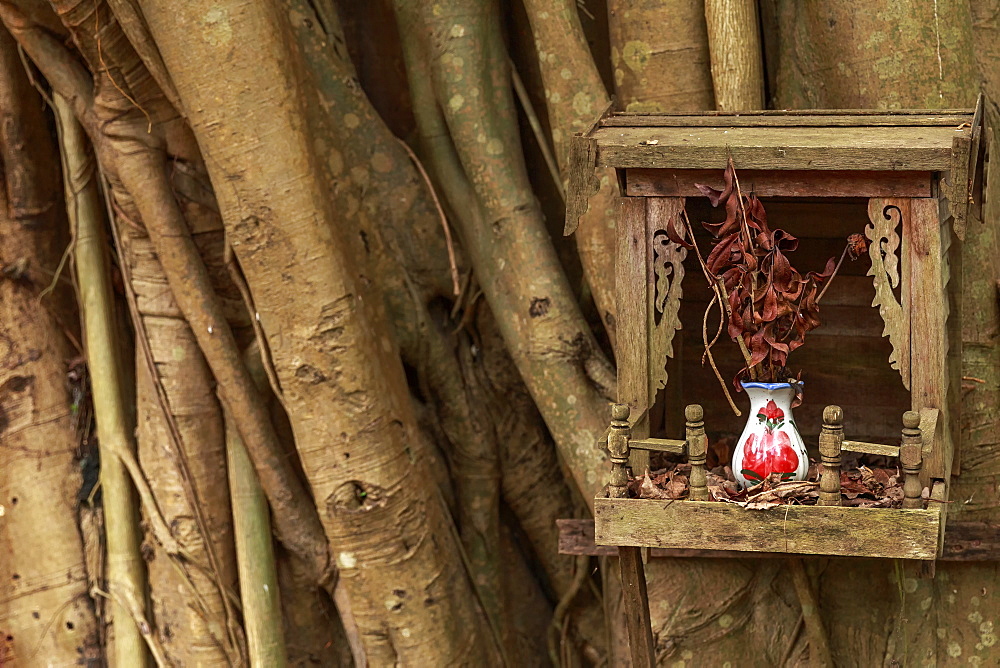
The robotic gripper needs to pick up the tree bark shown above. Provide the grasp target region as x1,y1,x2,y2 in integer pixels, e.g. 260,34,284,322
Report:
763,0,978,109
395,0,615,507
134,0,497,662
0,27,101,666
521,0,620,346
704,0,765,110
608,0,715,112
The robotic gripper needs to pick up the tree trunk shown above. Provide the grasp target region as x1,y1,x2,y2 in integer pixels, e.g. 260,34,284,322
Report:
608,0,715,112
0,25,100,666
704,0,765,110
763,0,977,109
394,0,615,505
134,0,497,662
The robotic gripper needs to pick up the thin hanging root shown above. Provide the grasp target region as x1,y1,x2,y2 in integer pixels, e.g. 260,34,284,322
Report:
224,246,290,414
92,586,170,666
56,92,150,668
788,559,833,667
815,244,850,305
547,554,590,667
701,292,740,417
100,172,243,649
686,208,743,413
224,393,288,665
509,57,565,202
396,137,462,296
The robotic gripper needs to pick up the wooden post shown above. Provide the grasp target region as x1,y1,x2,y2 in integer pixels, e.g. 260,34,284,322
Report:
608,404,632,498
906,197,952,484
901,411,924,509
686,404,708,501
818,406,844,506
617,197,650,476
618,547,656,668
607,403,655,666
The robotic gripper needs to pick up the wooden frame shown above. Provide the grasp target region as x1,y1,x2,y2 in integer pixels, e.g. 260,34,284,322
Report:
565,103,986,667
597,403,941,560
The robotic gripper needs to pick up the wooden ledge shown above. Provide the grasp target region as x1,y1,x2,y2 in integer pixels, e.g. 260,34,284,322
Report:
625,168,933,199
594,496,940,560
560,517,1000,562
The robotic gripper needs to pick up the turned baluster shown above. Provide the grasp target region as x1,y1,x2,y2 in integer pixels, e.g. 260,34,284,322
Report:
900,411,923,509
608,404,632,498
686,404,708,500
818,405,844,506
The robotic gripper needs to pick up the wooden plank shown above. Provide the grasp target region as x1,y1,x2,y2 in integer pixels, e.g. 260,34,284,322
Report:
949,132,972,240
594,497,940,559
594,126,961,172
618,547,655,668
841,440,900,457
564,135,600,236
626,168,933,198
599,110,974,127
617,198,651,474
942,521,1000,561
560,518,1000,561
559,519,788,558
907,198,951,482
629,437,686,454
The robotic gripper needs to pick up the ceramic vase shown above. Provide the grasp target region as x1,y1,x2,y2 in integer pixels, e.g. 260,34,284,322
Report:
732,382,809,489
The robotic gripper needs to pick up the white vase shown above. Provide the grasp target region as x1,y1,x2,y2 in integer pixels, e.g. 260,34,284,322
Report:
731,382,809,489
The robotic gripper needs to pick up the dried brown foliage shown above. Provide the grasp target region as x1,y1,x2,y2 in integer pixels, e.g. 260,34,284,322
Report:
631,462,906,509
668,159,868,393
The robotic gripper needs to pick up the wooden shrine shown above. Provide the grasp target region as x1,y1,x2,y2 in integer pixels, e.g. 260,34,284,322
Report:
565,102,987,666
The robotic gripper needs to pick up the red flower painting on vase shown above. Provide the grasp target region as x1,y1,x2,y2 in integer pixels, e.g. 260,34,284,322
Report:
732,382,808,488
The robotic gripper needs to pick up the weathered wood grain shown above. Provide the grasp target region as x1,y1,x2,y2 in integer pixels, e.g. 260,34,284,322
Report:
686,405,709,501
907,198,951,482
841,440,900,457
866,198,911,389
628,437,686,454
618,547,655,668
600,111,974,127
565,136,600,235
626,168,933,198
558,518,1000,561
617,198,651,474
593,126,961,171
646,197,686,410
900,411,923,509
818,406,844,506
594,497,940,559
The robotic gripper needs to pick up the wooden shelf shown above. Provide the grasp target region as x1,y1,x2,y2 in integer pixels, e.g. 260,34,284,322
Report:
558,518,1000,562
594,496,941,560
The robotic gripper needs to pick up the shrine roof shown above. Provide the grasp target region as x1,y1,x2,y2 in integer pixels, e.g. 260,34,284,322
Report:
585,109,978,171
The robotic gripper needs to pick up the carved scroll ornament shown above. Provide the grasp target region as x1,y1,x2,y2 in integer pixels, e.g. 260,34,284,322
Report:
648,198,687,399
866,198,910,390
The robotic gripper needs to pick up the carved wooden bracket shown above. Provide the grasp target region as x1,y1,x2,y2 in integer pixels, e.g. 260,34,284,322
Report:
647,198,686,401
866,198,910,390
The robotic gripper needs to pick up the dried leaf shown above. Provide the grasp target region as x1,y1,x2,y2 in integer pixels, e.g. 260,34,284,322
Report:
691,162,855,384
639,471,671,499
